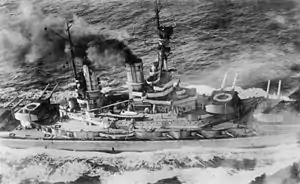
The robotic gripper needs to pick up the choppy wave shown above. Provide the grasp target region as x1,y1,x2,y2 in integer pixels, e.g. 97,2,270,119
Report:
1,143,300,184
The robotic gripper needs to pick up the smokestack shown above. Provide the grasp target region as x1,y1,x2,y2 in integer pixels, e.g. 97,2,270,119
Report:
277,80,281,98
125,59,144,99
221,71,228,89
266,80,270,99
83,65,92,91
82,64,103,110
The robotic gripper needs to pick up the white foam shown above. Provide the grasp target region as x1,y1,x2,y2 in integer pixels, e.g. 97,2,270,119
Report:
102,144,300,184
1,143,300,184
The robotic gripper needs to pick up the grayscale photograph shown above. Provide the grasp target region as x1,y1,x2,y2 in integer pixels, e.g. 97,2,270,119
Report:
0,0,300,183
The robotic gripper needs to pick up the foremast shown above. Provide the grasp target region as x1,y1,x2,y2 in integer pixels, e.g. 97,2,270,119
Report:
146,0,175,87
155,0,173,73
66,23,78,80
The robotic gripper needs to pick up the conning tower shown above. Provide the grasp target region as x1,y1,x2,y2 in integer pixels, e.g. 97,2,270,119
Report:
126,59,145,99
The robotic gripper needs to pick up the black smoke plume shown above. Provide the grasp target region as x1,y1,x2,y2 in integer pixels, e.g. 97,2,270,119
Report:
86,38,141,67
0,1,141,70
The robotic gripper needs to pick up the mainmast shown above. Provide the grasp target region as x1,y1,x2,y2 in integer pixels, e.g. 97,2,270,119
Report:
155,0,160,32
66,23,77,80
44,23,78,84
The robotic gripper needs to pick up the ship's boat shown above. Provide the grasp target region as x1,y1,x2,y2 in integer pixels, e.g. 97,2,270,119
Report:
98,131,135,139
0,0,299,153
97,111,145,120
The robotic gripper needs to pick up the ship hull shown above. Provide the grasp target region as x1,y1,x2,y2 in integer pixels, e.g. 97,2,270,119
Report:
0,132,299,153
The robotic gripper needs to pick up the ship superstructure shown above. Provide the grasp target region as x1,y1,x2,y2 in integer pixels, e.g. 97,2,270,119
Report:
26,0,261,141
2,0,299,152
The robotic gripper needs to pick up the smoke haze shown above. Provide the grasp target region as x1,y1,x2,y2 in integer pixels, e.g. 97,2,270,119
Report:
0,1,139,72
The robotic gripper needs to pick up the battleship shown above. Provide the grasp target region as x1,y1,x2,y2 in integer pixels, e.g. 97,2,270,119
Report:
0,0,300,153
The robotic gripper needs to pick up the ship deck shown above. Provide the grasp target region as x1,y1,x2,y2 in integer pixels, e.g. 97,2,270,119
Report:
1,114,300,152
2,116,300,138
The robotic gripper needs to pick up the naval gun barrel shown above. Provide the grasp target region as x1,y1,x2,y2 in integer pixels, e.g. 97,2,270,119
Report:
47,83,59,100
277,80,281,97
266,80,271,98
37,83,50,100
231,73,238,89
221,72,228,89
4,97,19,108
